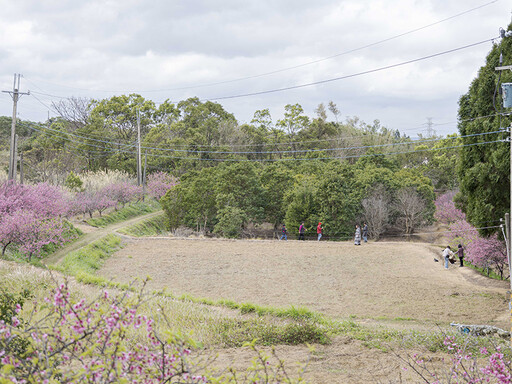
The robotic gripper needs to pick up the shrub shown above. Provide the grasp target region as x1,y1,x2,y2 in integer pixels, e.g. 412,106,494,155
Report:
0,281,306,383
214,206,247,238
399,335,512,383
64,171,83,192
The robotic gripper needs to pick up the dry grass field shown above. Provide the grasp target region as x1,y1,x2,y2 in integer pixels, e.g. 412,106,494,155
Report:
96,237,509,383
100,238,508,327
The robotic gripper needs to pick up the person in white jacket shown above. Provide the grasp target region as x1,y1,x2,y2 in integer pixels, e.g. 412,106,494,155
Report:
442,246,454,269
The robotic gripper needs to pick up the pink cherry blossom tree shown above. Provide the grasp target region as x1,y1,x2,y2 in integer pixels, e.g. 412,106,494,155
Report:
146,172,178,200
103,182,143,208
434,191,465,225
466,234,508,279
0,182,74,259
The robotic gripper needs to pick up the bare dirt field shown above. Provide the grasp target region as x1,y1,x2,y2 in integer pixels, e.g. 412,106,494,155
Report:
100,238,508,326
98,238,509,383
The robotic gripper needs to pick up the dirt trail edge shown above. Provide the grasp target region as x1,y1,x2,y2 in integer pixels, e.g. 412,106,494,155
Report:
45,210,164,265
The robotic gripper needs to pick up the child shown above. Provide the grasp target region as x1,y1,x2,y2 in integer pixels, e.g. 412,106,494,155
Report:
280,224,287,241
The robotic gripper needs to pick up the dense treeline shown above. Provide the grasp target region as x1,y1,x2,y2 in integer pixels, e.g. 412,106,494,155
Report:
1,97,458,189
0,94,462,238
160,158,435,239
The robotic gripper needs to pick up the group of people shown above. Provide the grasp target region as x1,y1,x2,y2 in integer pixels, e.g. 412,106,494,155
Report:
441,244,465,269
354,223,368,245
279,222,369,243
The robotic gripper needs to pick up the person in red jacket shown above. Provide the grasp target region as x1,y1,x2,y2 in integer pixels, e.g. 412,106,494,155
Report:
317,222,323,241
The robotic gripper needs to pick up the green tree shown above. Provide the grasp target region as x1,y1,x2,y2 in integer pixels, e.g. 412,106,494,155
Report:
259,163,294,231
277,103,309,137
284,175,319,237
316,162,358,239
456,28,512,235
213,206,247,238
215,162,266,225
64,171,83,192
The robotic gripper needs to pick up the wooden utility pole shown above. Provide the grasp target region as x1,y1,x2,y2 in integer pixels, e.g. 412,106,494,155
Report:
19,152,24,185
2,74,29,181
136,109,142,186
13,134,18,182
142,150,147,201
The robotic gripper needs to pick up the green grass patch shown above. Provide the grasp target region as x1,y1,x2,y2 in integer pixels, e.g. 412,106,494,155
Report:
463,261,506,280
87,200,160,228
51,234,122,285
117,213,168,237
215,318,330,347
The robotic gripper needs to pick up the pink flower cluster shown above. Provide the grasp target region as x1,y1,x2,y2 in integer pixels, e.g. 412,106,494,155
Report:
434,191,507,278
146,172,178,200
0,282,207,383
69,182,143,218
0,182,73,260
404,336,512,383
434,191,466,224
446,337,512,383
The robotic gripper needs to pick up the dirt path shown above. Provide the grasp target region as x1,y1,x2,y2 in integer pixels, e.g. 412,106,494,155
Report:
44,210,163,265
99,238,509,328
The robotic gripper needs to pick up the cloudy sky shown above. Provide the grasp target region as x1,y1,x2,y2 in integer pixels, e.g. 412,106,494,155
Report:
0,0,510,137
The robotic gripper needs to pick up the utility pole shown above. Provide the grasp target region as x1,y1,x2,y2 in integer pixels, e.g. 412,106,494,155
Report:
496,27,512,341
506,212,512,345
142,150,147,201
136,109,142,186
19,152,24,185
13,134,18,182
2,74,29,182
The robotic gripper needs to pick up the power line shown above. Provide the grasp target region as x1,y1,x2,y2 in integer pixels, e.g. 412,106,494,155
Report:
139,130,499,155
22,95,507,151
203,38,497,102
26,37,498,107
22,118,502,156
21,0,498,94
27,121,504,162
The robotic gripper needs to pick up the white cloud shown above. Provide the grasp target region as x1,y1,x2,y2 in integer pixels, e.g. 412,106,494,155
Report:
0,0,510,136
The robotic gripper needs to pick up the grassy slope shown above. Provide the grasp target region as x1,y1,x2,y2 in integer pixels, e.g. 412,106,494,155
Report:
87,200,160,228
116,213,168,237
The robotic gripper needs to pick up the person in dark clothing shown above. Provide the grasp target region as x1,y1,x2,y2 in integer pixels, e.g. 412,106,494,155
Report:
362,223,368,243
457,244,464,267
298,222,306,241
280,224,288,241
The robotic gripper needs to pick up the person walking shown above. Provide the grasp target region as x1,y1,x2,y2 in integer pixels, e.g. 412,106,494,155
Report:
298,222,306,241
279,224,288,241
354,224,361,245
317,222,323,241
457,244,464,267
442,245,454,269
362,223,368,243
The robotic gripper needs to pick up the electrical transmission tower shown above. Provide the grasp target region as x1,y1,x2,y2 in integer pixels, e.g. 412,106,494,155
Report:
2,74,29,181
425,117,436,138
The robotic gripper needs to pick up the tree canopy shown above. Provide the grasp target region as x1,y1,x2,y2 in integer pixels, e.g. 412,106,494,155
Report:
456,27,512,236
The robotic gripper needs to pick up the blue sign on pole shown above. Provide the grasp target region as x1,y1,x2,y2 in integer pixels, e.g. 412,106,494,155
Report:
503,83,512,108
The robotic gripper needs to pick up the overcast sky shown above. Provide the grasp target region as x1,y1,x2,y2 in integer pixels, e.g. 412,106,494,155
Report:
0,0,510,137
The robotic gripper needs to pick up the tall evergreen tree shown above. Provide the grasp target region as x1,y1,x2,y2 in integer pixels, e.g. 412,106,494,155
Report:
457,26,512,235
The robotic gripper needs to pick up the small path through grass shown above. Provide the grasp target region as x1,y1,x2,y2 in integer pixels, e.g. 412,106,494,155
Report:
45,210,163,266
